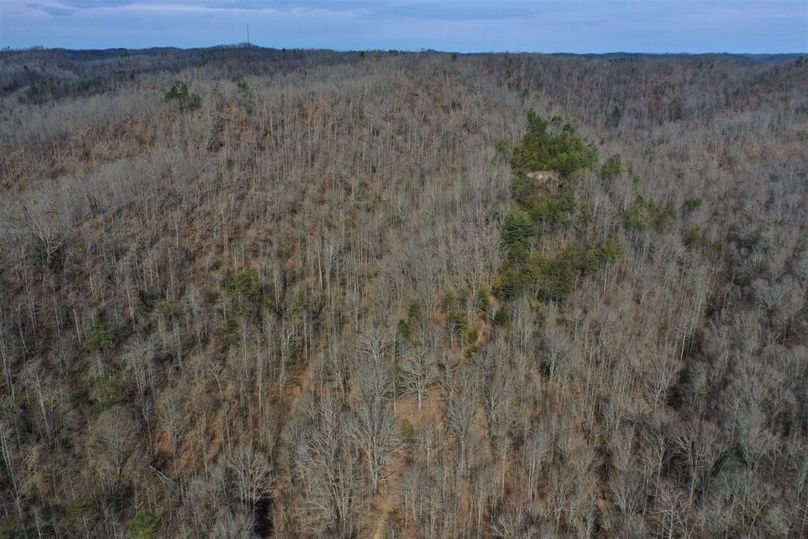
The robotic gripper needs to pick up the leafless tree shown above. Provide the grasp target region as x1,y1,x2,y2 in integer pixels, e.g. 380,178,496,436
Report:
89,407,139,482
349,360,397,492
400,347,436,410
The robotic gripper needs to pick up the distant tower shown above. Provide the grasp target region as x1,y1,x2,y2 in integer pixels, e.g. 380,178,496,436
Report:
247,24,250,47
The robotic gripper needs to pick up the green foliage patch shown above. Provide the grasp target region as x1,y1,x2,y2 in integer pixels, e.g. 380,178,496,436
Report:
88,375,124,409
495,112,621,304
401,419,416,443
66,494,95,524
287,291,309,320
476,289,490,315
232,75,249,92
494,138,512,157
623,195,674,233
127,511,160,539
220,268,265,316
600,153,623,181
397,318,412,341
501,208,537,258
408,300,423,323
535,238,621,302
683,197,703,213
511,111,598,177
86,314,115,354
493,306,510,327
0,518,15,539
447,310,469,338
165,81,201,111
684,227,718,256
526,190,576,230
218,268,272,343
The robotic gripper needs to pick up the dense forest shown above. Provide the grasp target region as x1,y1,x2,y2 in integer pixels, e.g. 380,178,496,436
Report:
0,47,806,537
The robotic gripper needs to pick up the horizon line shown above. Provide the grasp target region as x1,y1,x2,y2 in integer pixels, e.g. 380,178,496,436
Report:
2,44,804,57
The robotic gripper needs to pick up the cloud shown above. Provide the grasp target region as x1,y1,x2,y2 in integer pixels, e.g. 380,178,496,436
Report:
206,0,360,10
19,1,533,21
25,2,76,16
54,0,142,7
360,1,533,21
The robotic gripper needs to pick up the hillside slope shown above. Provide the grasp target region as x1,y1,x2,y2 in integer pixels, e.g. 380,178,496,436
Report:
0,49,807,537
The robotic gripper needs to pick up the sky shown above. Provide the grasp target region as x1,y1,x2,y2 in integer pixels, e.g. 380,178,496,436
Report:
0,0,806,53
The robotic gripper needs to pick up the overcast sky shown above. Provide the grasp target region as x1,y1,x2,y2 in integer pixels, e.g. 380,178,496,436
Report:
1,0,806,53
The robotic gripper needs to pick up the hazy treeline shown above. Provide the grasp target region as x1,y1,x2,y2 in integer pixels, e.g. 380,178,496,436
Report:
0,48,806,537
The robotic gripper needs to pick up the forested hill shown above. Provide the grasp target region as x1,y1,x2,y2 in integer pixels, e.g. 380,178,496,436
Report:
0,48,806,537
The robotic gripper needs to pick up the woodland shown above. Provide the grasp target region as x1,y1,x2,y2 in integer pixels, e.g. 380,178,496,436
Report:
0,47,807,537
